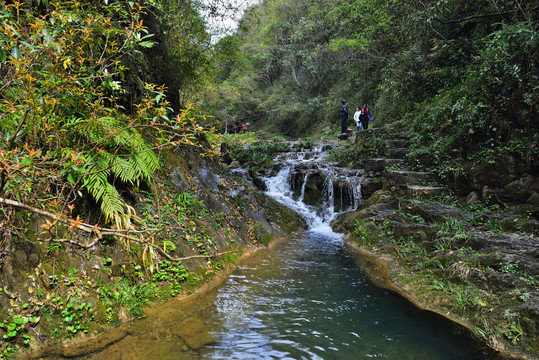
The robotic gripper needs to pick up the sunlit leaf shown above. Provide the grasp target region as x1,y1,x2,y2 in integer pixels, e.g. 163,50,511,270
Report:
11,46,21,60
67,173,76,184
21,157,32,167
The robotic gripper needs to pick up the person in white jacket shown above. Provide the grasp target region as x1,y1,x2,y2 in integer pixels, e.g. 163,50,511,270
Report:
353,107,362,132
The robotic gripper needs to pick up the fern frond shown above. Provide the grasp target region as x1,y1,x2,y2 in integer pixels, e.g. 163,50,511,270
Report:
79,116,160,228
83,160,127,228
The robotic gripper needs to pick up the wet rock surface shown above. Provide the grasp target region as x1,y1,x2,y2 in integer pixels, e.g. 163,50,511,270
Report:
230,130,538,358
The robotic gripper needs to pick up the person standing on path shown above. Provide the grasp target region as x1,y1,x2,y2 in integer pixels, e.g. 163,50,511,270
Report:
353,107,362,132
360,104,371,130
340,100,349,134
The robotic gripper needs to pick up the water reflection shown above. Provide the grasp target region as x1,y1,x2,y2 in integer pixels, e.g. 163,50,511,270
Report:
199,231,486,360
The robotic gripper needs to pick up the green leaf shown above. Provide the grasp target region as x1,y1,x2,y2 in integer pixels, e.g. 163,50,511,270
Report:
11,46,21,60
67,173,76,184
16,128,27,138
140,34,154,41
0,48,6,63
44,34,54,47
138,41,155,48
13,316,28,325
20,41,34,50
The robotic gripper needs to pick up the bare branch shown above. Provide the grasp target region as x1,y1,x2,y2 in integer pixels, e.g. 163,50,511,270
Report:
0,196,157,236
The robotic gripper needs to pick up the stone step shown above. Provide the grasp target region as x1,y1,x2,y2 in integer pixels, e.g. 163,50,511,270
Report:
338,129,354,140
365,127,410,139
380,139,410,148
361,158,405,173
384,169,437,187
407,185,446,198
389,147,409,159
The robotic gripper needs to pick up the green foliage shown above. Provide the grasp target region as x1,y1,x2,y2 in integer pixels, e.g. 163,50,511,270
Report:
435,218,465,232
60,302,94,335
352,219,370,246
500,262,519,274
203,0,538,197
152,260,190,283
329,134,379,167
236,142,290,171
503,312,524,345
0,2,214,230
484,218,508,233
100,279,156,320
0,314,37,346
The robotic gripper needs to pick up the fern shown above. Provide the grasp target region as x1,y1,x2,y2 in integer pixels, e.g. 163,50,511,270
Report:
80,117,159,228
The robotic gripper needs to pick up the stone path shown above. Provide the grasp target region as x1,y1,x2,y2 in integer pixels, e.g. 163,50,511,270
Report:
355,127,447,200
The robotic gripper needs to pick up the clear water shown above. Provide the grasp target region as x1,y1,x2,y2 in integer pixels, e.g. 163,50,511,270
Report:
199,149,487,359
199,230,486,360
83,145,489,359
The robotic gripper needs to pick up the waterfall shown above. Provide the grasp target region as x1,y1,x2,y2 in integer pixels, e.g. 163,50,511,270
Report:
262,143,364,233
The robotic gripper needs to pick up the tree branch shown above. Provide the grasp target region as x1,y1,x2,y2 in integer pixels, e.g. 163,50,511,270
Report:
0,196,242,263
0,196,157,237
433,6,538,24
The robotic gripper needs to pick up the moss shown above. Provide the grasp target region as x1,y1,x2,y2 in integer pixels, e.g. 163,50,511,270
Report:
259,234,272,245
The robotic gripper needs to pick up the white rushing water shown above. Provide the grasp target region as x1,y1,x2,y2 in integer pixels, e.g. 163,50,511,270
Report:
263,144,362,234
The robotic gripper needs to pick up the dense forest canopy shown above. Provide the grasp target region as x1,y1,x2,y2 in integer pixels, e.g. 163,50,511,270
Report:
0,0,537,231
204,0,538,180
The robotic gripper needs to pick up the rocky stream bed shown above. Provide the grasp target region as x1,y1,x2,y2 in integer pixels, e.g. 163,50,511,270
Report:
237,128,539,359
2,127,537,359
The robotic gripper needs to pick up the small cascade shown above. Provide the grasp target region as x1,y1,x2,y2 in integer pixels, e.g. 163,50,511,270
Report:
262,143,364,230
298,173,308,202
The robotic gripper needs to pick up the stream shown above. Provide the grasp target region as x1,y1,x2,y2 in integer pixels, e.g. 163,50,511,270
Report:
196,144,486,359
86,144,488,359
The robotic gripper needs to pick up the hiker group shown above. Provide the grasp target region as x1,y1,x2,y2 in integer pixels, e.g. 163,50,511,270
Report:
339,100,371,134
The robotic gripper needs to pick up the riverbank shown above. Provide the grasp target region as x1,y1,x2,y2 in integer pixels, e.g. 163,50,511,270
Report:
334,188,538,360
327,126,538,359
2,144,304,360
19,229,301,359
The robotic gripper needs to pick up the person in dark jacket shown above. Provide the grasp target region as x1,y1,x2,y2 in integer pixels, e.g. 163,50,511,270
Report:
339,100,349,134
359,104,371,130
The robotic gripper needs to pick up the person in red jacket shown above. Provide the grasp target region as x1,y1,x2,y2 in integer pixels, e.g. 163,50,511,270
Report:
359,105,371,130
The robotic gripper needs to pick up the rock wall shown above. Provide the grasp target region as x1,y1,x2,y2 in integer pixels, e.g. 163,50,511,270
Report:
0,146,303,357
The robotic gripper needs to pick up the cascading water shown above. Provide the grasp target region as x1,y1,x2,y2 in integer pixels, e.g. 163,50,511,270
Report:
71,143,488,360
264,144,362,231
199,143,487,360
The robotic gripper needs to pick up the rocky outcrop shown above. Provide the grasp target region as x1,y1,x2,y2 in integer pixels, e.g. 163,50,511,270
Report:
335,189,538,359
